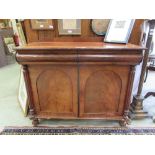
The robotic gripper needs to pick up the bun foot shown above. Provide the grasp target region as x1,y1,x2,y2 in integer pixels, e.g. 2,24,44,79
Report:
32,119,39,127
119,119,127,127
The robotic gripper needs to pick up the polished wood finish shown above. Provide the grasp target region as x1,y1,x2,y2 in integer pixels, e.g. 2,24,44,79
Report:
15,41,144,51
23,19,144,45
79,65,129,118
22,65,39,126
28,64,78,119
16,42,144,126
24,19,102,43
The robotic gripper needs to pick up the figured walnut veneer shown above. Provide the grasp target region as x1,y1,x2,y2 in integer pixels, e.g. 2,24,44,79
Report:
29,65,78,118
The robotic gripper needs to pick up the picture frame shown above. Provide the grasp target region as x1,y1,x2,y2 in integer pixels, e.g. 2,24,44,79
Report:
10,19,23,46
18,68,28,116
31,19,54,30
104,19,135,44
16,22,27,45
3,37,16,54
91,19,110,36
58,19,81,35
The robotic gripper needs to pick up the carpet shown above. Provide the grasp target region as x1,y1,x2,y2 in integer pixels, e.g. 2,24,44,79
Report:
1,127,155,135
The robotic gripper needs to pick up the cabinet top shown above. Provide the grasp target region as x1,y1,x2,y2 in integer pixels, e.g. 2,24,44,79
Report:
15,42,145,51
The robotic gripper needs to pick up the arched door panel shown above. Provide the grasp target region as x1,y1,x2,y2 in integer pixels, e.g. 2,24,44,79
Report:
29,65,78,118
79,65,129,118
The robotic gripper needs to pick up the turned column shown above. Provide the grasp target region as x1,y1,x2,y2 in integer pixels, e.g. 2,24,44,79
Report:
130,20,155,119
22,65,39,126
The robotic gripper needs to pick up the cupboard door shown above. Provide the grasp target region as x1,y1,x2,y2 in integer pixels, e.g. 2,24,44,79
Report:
28,64,78,118
79,65,130,118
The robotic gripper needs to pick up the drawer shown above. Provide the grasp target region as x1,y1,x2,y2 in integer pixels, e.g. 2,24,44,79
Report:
78,54,142,64
16,53,78,63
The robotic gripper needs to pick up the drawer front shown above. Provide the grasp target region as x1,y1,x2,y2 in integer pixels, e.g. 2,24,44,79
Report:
16,53,77,63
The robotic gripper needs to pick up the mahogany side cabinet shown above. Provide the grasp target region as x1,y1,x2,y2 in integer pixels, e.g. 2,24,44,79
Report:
15,42,144,126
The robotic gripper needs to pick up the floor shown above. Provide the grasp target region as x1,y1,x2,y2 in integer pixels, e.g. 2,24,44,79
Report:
0,61,155,127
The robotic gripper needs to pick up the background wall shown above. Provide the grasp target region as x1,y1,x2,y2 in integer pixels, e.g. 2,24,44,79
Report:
23,19,144,45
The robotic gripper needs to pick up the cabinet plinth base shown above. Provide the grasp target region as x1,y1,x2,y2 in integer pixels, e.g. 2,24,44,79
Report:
30,117,132,127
